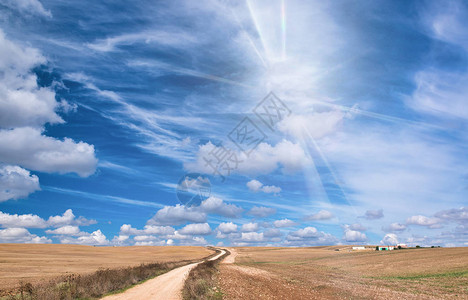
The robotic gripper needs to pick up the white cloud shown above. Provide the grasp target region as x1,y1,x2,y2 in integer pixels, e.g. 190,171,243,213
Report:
0,31,97,180
409,1,468,120
47,209,96,227
263,228,282,238
286,227,340,245
0,29,62,128
217,222,237,234
305,210,334,221
349,223,366,232
0,127,97,177
247,206,276,218
0,0,52,17
363,209,384,220
409,70,468,120
343,225,367,242
384,223,407,232
186,140,310,176
179,236,208,246
199,196,243,218
146,205,207,226
241,222,259,232
0,165,40,202
146,197,243,226
178,223,211,235
119,224,175,236
278,110,344,140
45,225,81,236
406,215,442,229
246,179,281,194
241,232,264,242
87,30,196,52
0,211,46,228
0,227,51,243
59,230,109,245
273,218,297,228
381,233,399,245
435,207,468,224
0,209,94,229
246,179,263,192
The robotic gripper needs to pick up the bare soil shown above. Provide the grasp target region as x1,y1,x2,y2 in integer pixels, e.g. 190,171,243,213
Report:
218,246,468,299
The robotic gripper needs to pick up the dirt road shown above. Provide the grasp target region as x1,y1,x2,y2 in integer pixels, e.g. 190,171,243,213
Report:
101,249,225,300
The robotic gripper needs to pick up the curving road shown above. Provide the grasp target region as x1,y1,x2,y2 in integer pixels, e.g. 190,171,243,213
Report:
101,249,226,300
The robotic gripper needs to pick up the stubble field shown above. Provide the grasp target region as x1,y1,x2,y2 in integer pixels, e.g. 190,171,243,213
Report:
219,246,468,299
0,243,211,294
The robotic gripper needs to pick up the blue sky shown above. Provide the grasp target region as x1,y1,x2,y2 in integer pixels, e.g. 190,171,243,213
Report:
0,0,466,247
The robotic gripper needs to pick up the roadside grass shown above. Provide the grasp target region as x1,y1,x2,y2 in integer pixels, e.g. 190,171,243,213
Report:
2,259,201,300
182,249,229,300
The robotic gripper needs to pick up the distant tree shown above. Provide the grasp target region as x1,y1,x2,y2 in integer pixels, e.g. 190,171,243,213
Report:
416,245,421,248
431,246,435,248
375,246,379,250
398,245,402,249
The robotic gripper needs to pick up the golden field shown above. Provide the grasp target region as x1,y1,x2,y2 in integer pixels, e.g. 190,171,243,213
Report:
0,244,211,293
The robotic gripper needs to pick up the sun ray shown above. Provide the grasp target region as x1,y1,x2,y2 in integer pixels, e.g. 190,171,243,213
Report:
228,5,268,69
246,0,270,62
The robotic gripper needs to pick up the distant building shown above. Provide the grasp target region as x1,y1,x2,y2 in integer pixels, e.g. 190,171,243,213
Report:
397,243,408,248
352,246,366,250
376,246,395,251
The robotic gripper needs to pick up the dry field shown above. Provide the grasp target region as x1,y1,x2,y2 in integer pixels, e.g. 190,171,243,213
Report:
219,246,468,299
0,243,212,294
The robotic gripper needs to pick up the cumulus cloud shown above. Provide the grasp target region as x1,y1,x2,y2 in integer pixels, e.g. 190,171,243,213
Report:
241,222,259,232
59,230,109,245
185,140,310,176
304,210,334,221
119,224,175,236
406,215,442,229
0,127,98,177
0,227,51,243
246,179,281,194
383,223,407,232
178,223,211,235
45,225,81,236
349,223,366,231
363,209,384,220
0,31,60,129
47,209,97,227
343,225,367,242
263,228,282,238
381,233,399,245
0,165,40,202
0,209,95,229
241,232,264,242
0,211,46,228
217,222,238,234
199,196,243,218
0,30,97,180
147,205,207,226
147,197,243,226
435,207,468,224
273,219,297,228
285,227,338,246
247,206,276,218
